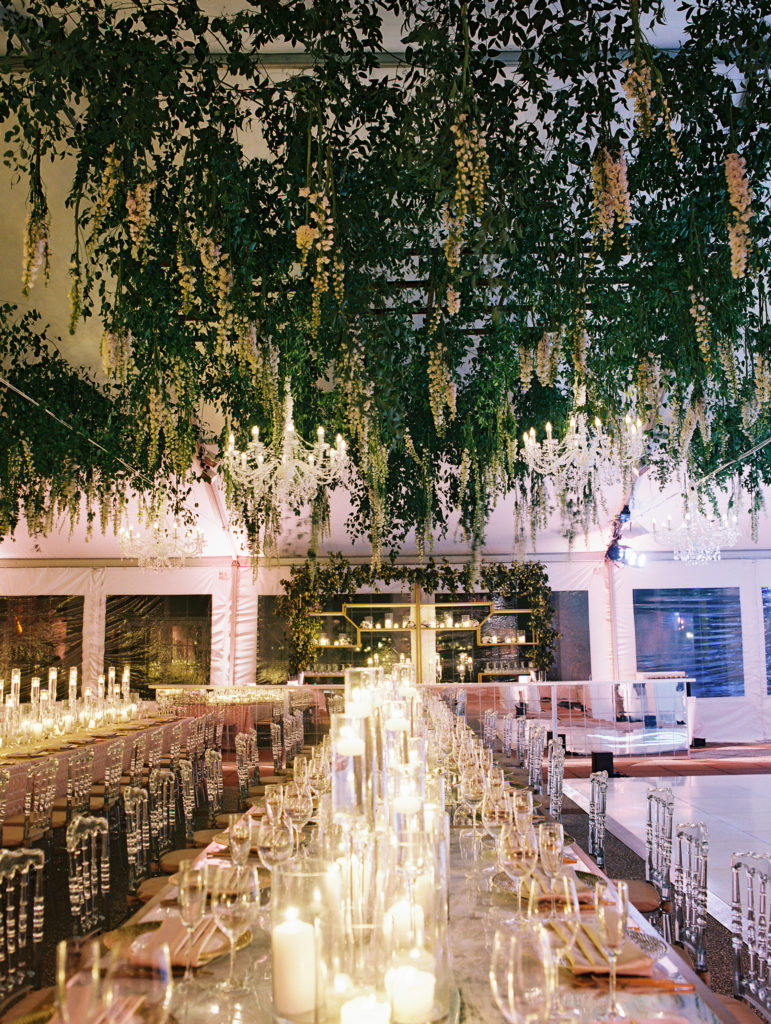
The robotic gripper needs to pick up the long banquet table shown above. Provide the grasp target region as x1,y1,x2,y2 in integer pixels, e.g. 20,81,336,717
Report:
109,800,737,1024
0,715,193,817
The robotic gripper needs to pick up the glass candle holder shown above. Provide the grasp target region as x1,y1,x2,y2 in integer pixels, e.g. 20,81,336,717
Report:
331,714,368,824
271,857,343,1024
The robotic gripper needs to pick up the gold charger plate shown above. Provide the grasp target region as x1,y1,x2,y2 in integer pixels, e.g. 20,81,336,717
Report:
5,1003,55,1024
102,920,163,949
575,870,602,888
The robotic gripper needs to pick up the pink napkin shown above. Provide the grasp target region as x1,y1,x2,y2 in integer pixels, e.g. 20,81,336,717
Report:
130,915,222,967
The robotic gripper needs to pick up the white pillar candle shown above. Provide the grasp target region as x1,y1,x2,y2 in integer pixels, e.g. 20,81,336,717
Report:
69,667,78,704
392,794,422,816
11,669,20,700
387,965,435,1024
107,667,116,698
335,737,365,757
387,899,424,947
341,994,391,1024
272,918,316,1017
48,667,57,702
30,677,40,704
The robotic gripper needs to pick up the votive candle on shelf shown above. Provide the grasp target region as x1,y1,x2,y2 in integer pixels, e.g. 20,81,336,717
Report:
272,916,316,1017
340,994,391,1024
48,667,57,702
30,676,40,704
69,667,78,704
387,965,435,1024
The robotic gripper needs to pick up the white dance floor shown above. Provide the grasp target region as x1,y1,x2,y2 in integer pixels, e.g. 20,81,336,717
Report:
564,774,771,930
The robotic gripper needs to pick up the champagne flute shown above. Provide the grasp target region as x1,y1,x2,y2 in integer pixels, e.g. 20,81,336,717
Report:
229,814,253,867
211,864,260,992
498,823,538,918
513,789,534,834
538,822,564,888
55,938,102,1024
594,879,630,1020
490,922,554,1024
177,866,207,982
527,873,581,1020
104,939,172,1024
460,770,485,839
265,784,283,824
481,790,512,845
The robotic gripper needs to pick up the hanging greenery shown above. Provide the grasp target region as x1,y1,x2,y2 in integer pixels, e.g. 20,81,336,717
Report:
0,1,770,556
278,554,557,675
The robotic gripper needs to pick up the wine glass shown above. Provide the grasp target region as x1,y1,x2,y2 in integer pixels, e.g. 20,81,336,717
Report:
498,823,538,918
481,790,512,850
490,921,554,1024
177,866,207,982
283,781,313,850
513,789,534,834
104,939,172,1024
293,753,308,785
211,864,261,993
265,784,283,824
460,769,485,838
255,816,294,873
527,873,581,1020
229,815,253,867
594,879,630,1020
55,938,102,1024
538,822,564,886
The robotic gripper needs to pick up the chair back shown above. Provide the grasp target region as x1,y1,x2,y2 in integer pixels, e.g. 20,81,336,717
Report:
66,815,109,937
167,722,183,772
204,711,217,751
128,735,147,787
527,724,547,792
270,722,284,774
235,733,250,805
66,749,95,820
101,739,125,809
24,759,57,840
547,736,565,820
203,749,223,825
146,730,164,773
248,727,260,786
122,787,151,893
178,758,195,843
214,708,225,752
0,848,45,1008
673,821,709,972
588,770,608,867
483,709,498,750
500,713,515,758
646,786,674,900
0,769,10,828
515,716,527,766
148,768,175,858
730,851,771,1020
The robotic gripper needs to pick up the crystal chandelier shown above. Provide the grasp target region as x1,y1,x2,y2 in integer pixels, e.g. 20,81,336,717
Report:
521,412,644,499
118,520,206,570
223,385,348,512
651,494,740,563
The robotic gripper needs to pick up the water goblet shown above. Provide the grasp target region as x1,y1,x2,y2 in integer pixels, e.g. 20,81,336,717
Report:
211,864,260,993
526,872,581,1020
594,879,630,1019
490,921,555,1024
497,823,538,919
255,816,294,873
55,938,102,1024
283,780,313,851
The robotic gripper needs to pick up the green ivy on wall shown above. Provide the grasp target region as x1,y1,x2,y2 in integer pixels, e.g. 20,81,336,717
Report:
278,554,557,675
1,1,770,557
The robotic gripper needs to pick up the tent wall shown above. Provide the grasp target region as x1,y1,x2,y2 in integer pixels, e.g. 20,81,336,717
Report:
2,553,771,742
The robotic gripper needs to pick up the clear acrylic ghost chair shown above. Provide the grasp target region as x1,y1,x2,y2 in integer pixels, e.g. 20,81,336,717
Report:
2,759,57,851
646,786,674,904
500,713,515,759
515,715,528,767
588,770,608,868
0,769,10,834
0,847,45,1012
203,748,224,826
121,734,147,790
673,821,709,975
66,814,110,936
547,736,565,821
178,758,196,844
270,722,284,775
724,852,771,1023
148,768,176,861
248,727,261,786
214,707,225,752
235,732,251,808
122,787,151,894
52,748,94,830
527,725,547,793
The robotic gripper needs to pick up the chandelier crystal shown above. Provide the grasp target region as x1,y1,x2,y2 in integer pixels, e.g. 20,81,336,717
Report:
224,385,348,512
118,520,206,570
651,494,740,563
521,412,644,499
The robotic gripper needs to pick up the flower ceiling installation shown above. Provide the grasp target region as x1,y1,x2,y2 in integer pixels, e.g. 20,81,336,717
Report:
0,0,770,562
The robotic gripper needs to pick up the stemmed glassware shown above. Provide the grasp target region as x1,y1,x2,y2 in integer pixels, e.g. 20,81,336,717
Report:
490,921,555,1024
513,789,534,834
255,816,294,873
498,823,538,918
265,784,283,824
460,767,485,838
177,866,207,983
55,938,102,1024
527,873,581,1020
283,780,313,851
594,879,630,1020
228,814,253,867
211,864,261,993
538,823,564,885
104,939,173,1024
